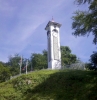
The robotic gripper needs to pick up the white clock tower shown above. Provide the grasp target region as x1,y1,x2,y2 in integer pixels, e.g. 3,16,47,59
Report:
45,20,61,69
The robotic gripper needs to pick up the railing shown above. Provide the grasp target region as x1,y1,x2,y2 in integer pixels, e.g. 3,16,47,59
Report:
62,62,86,70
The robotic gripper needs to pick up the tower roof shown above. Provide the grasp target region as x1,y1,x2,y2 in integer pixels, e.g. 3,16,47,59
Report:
45,21,61,30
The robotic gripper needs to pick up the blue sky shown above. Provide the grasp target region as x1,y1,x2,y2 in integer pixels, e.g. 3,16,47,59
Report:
0,0,96,63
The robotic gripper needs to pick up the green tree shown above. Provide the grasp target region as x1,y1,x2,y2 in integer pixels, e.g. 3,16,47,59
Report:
89,51,97,70
31,47,77,69
7,54,22,75
0,62,11,82
72,0,97,44
31,50,47,70
75,0,92,4
85,63,92,70
42,50,48,68
61,46,77,66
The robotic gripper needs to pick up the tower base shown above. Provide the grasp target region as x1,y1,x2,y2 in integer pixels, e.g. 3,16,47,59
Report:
48,60,61,69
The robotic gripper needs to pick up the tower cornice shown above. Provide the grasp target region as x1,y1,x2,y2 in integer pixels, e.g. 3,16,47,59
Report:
45,21,61,30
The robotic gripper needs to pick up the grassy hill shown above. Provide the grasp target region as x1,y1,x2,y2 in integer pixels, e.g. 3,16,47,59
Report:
0,69,97,100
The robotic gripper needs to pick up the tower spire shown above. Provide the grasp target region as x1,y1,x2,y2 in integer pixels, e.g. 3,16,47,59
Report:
51,16,54,22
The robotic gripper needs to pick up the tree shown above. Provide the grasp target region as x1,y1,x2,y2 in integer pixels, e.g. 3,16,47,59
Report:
30,47,77,69
72,0,97,44
85,63,92,70
31,50,48,70
0,62,11,82
75,0,92,4
7,54,22,75
89,51,97,70
42,50,48,68
61,46,77,66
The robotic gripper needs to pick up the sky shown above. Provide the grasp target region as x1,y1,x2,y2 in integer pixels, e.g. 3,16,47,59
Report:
0,0,96,63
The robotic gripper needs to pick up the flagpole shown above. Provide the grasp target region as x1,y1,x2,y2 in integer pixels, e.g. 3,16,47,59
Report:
20,64,21,75
31,61,32,71
20,56,22,75
26,60,28,74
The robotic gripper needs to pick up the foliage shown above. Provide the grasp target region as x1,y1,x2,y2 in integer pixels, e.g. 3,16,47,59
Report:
31,50,48,70
89,51,97,70
1,46,77,76
7,54,32,75
85,52,97,70
0,62,11,82
7,54,21,75
90,51,97,66
0,70,97,100
61,46,77,66
85,63,92,70
8,54,21,67
75,0,93,4
30,47,77,70
72,0,97,44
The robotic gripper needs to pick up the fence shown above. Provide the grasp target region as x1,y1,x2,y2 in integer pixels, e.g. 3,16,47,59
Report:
62,62,85,70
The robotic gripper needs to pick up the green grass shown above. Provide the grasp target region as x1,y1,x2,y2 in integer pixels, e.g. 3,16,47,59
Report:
0,69,97,100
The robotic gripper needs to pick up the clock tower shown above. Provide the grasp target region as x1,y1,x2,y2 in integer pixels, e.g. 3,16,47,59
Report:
45,20,61,69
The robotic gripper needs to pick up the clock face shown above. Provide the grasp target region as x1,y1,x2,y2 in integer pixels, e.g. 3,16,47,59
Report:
53,31,57,37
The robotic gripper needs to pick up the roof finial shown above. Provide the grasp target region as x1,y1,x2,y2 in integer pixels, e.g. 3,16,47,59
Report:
52,16,54,22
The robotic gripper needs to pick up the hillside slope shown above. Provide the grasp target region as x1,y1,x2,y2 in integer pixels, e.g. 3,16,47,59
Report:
0,70,97,100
